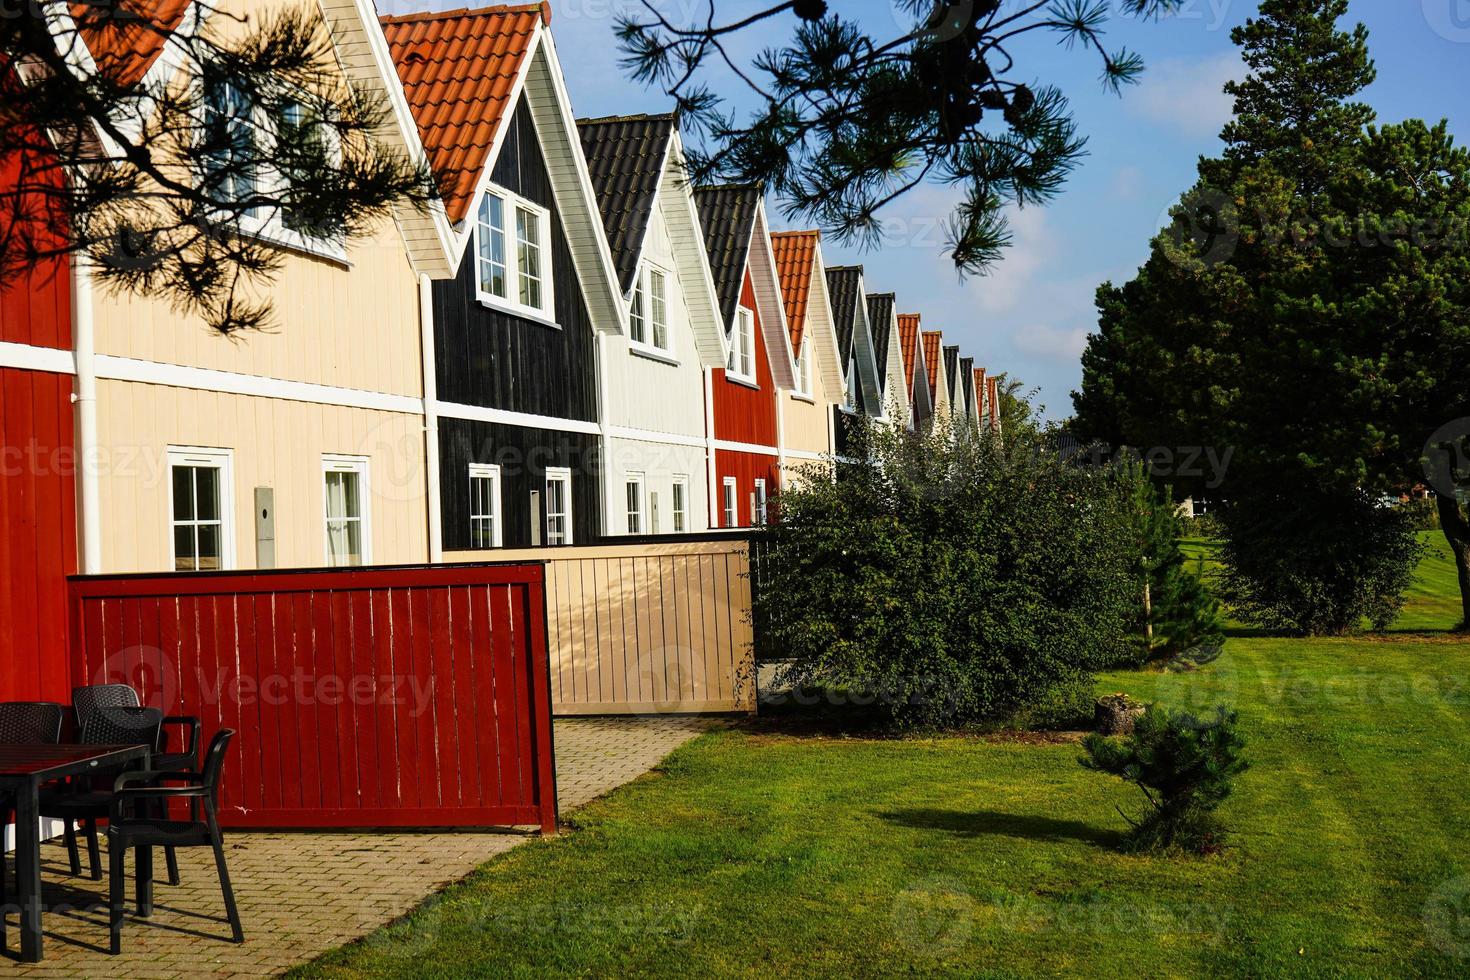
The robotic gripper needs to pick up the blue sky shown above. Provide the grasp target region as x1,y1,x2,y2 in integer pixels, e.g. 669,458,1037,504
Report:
408,0,1470,418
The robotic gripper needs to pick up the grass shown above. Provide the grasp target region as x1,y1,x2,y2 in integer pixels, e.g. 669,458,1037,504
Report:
296,550,1470,979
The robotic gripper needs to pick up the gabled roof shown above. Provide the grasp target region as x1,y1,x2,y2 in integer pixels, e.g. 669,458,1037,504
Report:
825,266,862,364
944,345,960,405
380,3,546,225
973,367,988,420
769,230,819,352
867,292,896,390
576,112,675,294
988,375,1001,429
898,313,922,399
693,185,762,328
959,356,976,419
71,0,191,87
923,331,944,402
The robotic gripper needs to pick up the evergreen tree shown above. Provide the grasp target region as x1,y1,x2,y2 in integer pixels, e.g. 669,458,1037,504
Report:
1126,465,1224,661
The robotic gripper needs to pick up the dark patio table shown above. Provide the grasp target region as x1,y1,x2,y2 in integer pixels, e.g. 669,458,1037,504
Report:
1,743,150,962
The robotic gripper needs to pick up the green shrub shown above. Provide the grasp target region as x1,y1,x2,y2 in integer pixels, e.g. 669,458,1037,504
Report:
754,420,1139,730
1219,489,1424,635
1080,704,1248,854
1004,673,1098,731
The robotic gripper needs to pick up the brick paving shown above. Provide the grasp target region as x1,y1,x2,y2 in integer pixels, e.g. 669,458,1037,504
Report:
0,715,716,978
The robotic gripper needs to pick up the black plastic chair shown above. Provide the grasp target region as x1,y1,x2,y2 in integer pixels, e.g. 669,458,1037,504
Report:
73,684,202,772
107,729,244,954
0,701,65,943
40,706,165,882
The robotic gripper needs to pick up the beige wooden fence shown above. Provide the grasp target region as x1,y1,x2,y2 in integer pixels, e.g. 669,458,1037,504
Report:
445,539,756,714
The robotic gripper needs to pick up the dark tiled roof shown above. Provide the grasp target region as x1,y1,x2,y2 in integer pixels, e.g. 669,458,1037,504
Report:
769,231,820,352
693,185,761,328
825,266,862,363
944,345,960,402
380,4,546,224
867,292,896,389
959,356,975,415
576,113,675,294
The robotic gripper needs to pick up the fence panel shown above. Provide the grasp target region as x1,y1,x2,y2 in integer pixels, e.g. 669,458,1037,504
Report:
68,563,558,832
445,539,757,715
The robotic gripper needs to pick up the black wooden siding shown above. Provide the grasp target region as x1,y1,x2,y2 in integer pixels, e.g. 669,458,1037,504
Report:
432,98,600,422
439,417,603,550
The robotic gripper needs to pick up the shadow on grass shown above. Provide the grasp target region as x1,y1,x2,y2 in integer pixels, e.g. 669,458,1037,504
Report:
877,808,1123,848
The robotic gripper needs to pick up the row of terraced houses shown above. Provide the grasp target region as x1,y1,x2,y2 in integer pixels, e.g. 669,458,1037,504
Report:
1,1,1003,699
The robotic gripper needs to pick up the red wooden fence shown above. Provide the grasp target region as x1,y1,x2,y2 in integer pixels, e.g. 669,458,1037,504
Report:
68,563,558,833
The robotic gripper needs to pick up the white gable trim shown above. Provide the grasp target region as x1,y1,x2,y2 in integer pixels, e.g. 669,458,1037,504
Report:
845,271,884,417
745,200,796,390
661,132,727,368
801,246,848,399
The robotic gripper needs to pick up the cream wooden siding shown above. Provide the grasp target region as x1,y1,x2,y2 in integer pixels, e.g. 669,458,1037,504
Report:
446,540,756,714
92,226,423,398
96,382,430,573
600,185,712,532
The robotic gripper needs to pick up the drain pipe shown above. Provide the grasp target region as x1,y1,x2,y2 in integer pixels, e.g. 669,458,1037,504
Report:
72,259,102,574
419,274,443,563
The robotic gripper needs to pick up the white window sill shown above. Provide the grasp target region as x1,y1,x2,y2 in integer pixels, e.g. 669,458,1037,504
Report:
789,392,815,404
477,294,561,330
630,343,679,367
725,373,760,390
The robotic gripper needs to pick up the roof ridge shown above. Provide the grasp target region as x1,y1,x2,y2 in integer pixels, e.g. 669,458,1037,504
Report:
577,111,676,125
770,229,820,239
697,181,764,193
380,2,549,27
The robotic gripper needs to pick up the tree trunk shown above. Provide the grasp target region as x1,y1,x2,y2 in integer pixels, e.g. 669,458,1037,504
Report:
1143,580,1154,648
1435,493,1470,632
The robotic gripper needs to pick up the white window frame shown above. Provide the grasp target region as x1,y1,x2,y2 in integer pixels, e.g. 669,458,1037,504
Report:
200,75,346,263
629,262,676,360
322,454,372,567
722,476,738,528
793,336,812,397
727,306,756,382
671,475,689,533
468,463,503,549
474,184,556,322
625,471,646,535
167,446,235,572
545,467,573,546
753,478,768,526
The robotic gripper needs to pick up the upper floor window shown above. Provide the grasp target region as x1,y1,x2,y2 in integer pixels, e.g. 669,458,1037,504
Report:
629,265,672,356
722,477,738,528
625,472,646,534
753,478,769,526
200,74,342,257
630,274,647,344
671,476,689,533
323,455,370,567
793,337,811,396
727,307,755,381
475,186,553,320
545,467,573,546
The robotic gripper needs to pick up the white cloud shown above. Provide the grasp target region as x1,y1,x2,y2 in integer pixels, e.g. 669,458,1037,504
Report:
1010,324,1091,363
1127,53,1241,138
972,206,1054,316
1111,165,1145,201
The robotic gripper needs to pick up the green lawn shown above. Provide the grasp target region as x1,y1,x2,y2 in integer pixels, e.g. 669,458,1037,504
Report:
297,550,1470,979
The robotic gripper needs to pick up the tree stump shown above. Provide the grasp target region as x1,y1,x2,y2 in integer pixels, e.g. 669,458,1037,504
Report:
1094,694,1145,735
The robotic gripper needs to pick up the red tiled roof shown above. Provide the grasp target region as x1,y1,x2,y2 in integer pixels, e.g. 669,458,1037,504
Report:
72,0,191,87
897,313,921,398
973,367,986,418
380,3,548,224
769,230,819,351
922,330,943,402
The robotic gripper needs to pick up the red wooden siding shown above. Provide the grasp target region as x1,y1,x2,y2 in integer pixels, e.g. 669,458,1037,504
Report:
0,129,72,349
714,450,780,529
711,272,779,447
68,564,558,832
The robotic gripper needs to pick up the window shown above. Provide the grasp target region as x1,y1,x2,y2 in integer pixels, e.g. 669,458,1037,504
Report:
545,468,572,545
722,477,738,528
625,472,646,534
629,275,646,344
649,269,668,350
474,187,552,318
201,75,341,252
169,448,233,572
469,464,502,548
671,476,689,533
753,478,768,526
794,337,811,396
728,307,755,380
323,455,370,567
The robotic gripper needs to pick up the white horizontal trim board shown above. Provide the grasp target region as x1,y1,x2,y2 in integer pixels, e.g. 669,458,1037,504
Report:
783,447,830,462
431,399,601,437
712,438,780,457
0,340,76,375
605,426,706,449
97,355,423,414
